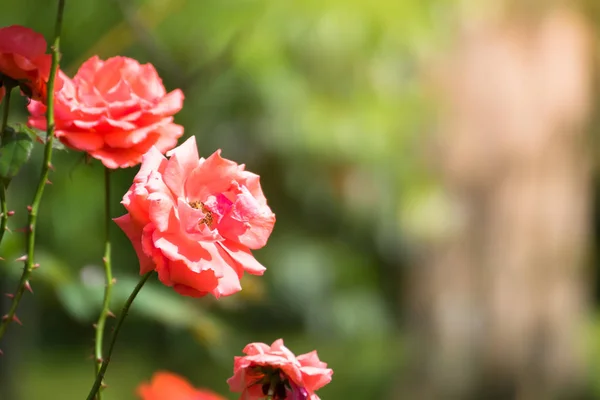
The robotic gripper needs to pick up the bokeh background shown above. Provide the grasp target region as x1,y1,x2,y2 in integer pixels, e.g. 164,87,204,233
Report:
2,0,600,399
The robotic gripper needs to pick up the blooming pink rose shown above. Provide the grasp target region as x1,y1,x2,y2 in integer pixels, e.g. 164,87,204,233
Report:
27,55,184,168
114,135,275,298
137,371,226,400
0,25,55,103
227,339,333,400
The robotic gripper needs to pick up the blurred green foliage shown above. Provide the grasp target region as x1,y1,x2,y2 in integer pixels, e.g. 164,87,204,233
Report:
0,0,457,399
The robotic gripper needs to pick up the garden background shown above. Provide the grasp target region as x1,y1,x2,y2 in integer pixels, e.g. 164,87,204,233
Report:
3,1,600,399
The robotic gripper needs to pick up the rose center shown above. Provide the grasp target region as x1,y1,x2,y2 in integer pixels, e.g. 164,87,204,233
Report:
188,200,214,228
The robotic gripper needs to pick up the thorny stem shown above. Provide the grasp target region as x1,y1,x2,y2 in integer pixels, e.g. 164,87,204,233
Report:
86,271,153,400
92,168,114,400
1,86,12,143
0,0,65,343
0,185,7,253
0,88,13,250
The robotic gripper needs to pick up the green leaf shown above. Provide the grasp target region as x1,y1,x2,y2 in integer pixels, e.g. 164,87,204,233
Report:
51,138,67,151
56,282,101,322
0,126,34,179
12,123,67,151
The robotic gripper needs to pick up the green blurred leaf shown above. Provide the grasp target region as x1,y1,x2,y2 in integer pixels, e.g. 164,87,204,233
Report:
0,126,33,179
56,282,101,322
13,123,67,151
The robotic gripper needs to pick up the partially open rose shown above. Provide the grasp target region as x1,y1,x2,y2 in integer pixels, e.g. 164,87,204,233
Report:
114,135,275,298
227,339,333,400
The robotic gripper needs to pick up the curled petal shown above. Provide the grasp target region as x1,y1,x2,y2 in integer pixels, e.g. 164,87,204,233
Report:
113,215,154,274
218,183,276,249
185,150,241,201
164,136,200,197
221,240,266,276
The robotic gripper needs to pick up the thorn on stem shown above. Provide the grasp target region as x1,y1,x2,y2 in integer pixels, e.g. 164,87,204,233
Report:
45,179,52,185
4,293,13,298
32,263,40,269
111,278,117,285
48,163,55,171
24,281,33,294
15,255,27,262
96,357,103,364
7,210,14,217
92,323,97,329
26,205,32,213
3,314,22,325
106,310,115,318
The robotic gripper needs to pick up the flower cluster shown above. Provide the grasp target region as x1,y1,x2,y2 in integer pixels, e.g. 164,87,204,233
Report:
0,17,332,400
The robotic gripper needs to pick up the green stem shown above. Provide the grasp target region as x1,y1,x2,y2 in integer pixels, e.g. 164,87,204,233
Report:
92,168,113,399
0,0,65,343
0,88,12,249
0,184,7,253
86,271,153,400
1,87,12,140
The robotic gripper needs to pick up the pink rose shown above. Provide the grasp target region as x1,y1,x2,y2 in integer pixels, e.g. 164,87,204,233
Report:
27,55,184,168
114,136,275,298
227,339,333,400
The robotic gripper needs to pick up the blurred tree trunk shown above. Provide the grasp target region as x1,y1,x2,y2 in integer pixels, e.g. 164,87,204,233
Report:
403,5,595,399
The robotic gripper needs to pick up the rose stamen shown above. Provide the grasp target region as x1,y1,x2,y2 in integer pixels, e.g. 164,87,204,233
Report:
189,200,214,228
